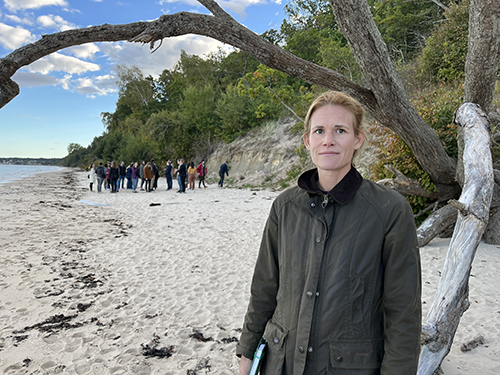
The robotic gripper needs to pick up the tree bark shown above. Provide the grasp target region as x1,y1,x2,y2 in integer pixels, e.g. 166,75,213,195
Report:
417,103,494,375
463,0,500,113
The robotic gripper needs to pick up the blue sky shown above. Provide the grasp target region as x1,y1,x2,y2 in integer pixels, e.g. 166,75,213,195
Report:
0,0,285,158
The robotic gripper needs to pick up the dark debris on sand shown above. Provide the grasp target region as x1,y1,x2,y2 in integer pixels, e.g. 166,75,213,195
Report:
13,314,83,334
141,333,175,358
189,330,214,342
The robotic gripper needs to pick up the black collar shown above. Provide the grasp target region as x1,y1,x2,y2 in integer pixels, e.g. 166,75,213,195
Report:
297,167,363,205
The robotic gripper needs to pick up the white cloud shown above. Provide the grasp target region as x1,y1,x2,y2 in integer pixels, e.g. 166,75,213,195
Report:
73,75,117,98
37,14,76,31
64,43,100,59
4,0,68,12
4,14,35,25
0,22,35,49
98,35,228,77
12,70,59,87
26,52,100,75
275,0,282,4
158,0,266,17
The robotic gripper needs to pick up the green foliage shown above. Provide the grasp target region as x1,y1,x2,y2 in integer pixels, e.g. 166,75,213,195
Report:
215,85,259,143
318,39,362,84
369,0,449,60
418,1,469,82
368,83,463,223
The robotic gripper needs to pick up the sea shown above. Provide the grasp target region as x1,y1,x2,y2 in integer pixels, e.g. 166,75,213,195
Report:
0,164,63,186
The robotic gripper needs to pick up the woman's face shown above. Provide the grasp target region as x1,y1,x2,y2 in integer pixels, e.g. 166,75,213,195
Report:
303,104,364,183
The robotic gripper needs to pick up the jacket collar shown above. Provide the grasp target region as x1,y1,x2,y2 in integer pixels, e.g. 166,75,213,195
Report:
297,166,363,205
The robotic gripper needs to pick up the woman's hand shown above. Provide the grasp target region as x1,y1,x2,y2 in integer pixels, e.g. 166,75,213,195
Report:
239,356,252,375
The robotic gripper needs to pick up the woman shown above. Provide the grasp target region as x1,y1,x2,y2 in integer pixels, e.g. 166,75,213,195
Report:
196,159,207,188
109,161,119,193
237,91,421,375
187,161,196,190
88,163,97,192
144,162,154,192
132,162,139,192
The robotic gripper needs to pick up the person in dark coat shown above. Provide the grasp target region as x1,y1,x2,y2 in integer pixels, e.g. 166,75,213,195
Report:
237,91,421,375
176,159,187,193
165,160,173,190
218,161,229,188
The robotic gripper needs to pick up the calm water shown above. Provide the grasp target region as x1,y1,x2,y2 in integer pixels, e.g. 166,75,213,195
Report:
0,164,63,186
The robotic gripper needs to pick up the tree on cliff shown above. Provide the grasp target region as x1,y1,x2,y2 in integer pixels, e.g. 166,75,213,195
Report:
0,0,498,372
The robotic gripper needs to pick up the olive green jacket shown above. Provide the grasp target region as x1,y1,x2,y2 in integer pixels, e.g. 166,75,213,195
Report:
236,168,421,375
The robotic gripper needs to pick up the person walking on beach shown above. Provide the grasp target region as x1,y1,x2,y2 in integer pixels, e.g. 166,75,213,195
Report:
237,91,421,375
96,162,106,192
144,162,154,192
126,163,133,189
187,161,196,190
109,161,119,193
118,161,126,191
132,162,139,192
88,163,97,192
218,161,229,188
151,159,158,191
105,163,110,190
165,160,173,190
139,160,146,191
176,159,187,193
196,160,207,188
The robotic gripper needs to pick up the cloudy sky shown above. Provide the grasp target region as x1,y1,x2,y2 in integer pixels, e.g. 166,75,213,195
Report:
0,0,285,158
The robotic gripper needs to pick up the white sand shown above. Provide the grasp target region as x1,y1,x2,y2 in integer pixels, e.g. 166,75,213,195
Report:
0,169,498,374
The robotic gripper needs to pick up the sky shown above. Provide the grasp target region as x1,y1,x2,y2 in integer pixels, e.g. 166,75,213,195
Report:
0,0,285,158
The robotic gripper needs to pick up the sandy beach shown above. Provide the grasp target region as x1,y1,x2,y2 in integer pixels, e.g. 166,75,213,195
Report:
0,168,499,374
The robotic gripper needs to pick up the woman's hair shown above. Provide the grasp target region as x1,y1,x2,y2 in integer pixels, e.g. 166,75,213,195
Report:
303,91,365,138
111,161,118,169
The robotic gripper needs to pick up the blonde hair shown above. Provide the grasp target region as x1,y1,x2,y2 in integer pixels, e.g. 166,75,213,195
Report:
303,91,365,138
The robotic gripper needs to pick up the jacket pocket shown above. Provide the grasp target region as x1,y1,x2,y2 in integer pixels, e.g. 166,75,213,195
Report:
260,319,289,375
329,338,383,369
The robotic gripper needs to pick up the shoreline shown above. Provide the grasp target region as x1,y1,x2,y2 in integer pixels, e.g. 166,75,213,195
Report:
0,169,498,374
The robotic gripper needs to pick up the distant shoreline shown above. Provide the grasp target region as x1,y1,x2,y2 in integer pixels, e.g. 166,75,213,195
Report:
0,157,62,166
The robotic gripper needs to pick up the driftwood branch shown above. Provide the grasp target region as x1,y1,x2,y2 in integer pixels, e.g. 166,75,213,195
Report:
417,103,494,374
416,204,457,247
377,165,460,200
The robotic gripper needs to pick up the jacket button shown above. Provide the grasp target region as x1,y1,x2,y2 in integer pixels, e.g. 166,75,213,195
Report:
316,237,321,243
336,355,343,363
273,337,279,344
308,347,313,353
299,346,305,353
306,291,313,297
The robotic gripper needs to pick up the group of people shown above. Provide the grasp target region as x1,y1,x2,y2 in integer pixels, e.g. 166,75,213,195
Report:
87,159,225,193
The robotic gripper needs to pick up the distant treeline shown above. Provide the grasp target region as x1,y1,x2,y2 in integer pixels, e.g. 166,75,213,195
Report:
0,158,62,166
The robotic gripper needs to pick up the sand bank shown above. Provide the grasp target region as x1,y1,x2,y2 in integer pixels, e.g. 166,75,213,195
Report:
0,169,498,374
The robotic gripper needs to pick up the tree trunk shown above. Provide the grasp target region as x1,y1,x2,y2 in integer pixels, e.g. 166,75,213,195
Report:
417,103,494,374
463,0,500,113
